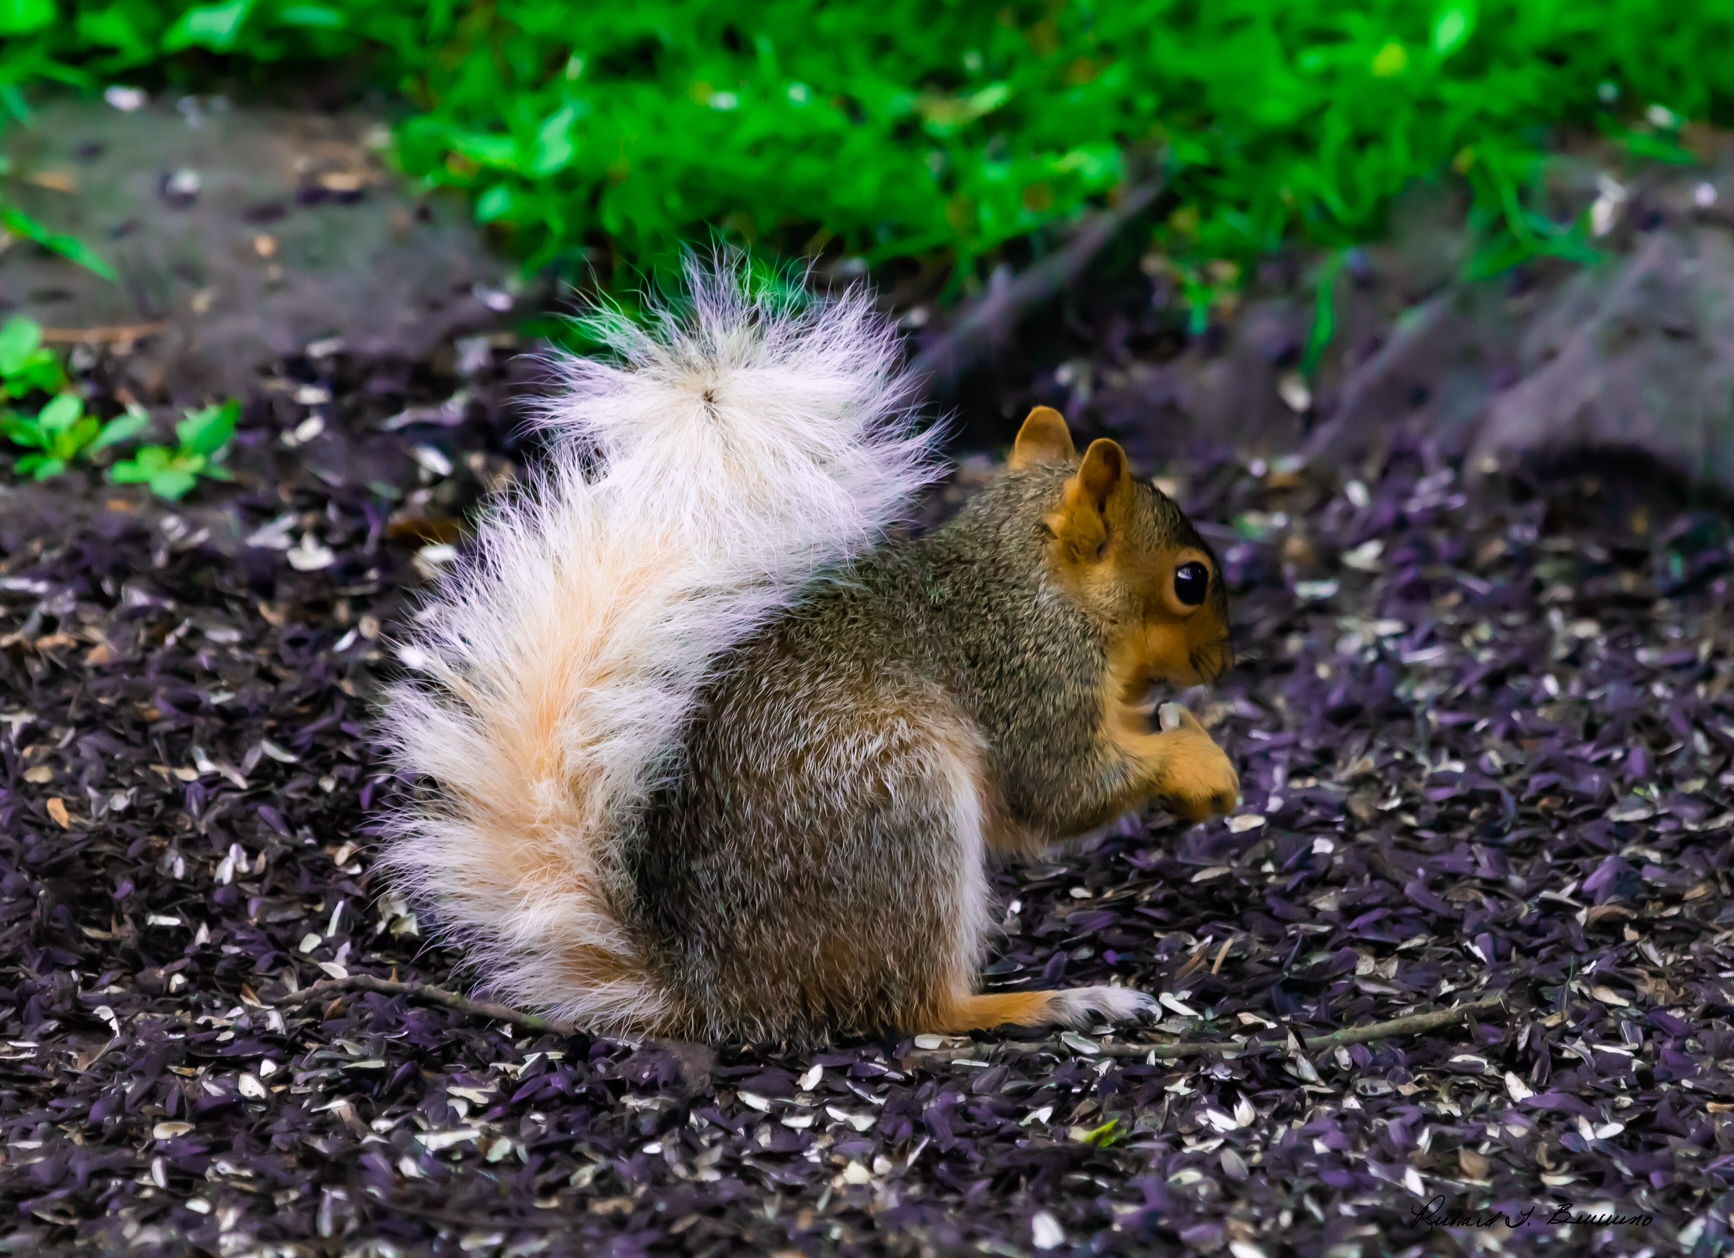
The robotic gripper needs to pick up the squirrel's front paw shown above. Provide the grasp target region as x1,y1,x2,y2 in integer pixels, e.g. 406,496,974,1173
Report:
1155,704,1240,823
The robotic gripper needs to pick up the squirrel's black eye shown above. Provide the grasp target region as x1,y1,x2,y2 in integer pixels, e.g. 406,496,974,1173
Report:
1174,562,1209,606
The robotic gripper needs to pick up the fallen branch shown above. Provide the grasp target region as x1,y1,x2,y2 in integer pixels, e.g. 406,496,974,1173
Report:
906,994,1507,1067
1294,995,1505,1054
273,973,574,1037
907,178,1165,398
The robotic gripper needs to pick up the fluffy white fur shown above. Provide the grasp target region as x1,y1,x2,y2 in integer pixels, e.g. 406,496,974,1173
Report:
1048,986,1159,1026
376,256,944,1032
934,726,995,1011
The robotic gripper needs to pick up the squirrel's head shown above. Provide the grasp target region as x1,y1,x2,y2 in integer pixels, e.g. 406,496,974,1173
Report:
1009,406,1233,690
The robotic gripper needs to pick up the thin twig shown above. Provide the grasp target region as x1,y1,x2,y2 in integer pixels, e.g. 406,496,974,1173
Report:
905,995,1507,1066
907,178,1166,398
273,974,574,1037
1295,995,1504,1053
274,977,1503,1067
39,322,170,345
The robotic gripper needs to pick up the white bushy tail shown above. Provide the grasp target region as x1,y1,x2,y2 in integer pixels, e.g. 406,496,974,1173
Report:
376,256,943,1033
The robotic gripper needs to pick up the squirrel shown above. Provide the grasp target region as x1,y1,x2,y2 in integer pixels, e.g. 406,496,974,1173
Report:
378,257,1240,1045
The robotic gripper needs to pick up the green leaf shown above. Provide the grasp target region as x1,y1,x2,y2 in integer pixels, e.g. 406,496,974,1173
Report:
0,318,43,376
475,184,516,224
37,393,83,435
0,207,117,281
1301,251,1347,378
1461,234,1540,282
146,469,198,500
0,0,55,37
175,400,238,458
1431,3,1477,57
1078,1118,1121,1147
446,132,520,172
2,357,66,398
1053,145,1120,188
1370,41,1409,79
275,4,345,29
162,0,253,52
1620,130,1698,166
530,103,579,177
916,81,1013,132
15,453,65,480
77,4,149,54
89,411,149,452
2,415,46,449
109,445,173,483
50,415,99,461
0,88,29,127
104,400,229,499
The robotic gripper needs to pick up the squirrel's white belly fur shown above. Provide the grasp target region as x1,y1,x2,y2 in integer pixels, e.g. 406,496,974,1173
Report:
376,256,946,1034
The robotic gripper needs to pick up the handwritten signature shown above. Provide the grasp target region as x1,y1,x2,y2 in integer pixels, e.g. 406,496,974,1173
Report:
1408,1196,1655,1229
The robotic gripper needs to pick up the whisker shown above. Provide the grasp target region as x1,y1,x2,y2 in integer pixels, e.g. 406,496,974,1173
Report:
1190,637,1237,681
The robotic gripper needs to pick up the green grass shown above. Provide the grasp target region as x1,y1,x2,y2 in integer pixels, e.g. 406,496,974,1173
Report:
4,1,1733,318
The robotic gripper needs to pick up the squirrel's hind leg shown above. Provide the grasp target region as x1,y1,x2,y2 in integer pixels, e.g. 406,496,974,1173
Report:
926,986,1156,1033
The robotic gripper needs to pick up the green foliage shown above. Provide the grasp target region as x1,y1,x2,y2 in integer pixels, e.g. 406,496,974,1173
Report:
0,316,236,491
0,199,118,278
0,316,151,480
2,95,117,278
0,316,66,396
109,399,238,499
1,391,146,479
1301,252,1347,380
6,1,1734,306
0,0,58,38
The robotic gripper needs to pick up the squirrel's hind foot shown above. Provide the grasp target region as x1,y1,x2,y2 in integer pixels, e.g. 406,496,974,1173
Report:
1048,985,1159,1027
926,985,1156,1034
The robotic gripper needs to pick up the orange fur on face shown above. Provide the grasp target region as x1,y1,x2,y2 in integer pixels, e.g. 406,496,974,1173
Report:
1107,547,1231,690
1008,407,1233,694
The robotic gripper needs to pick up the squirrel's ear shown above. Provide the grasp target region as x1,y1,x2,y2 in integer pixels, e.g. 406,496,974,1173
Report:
1009,406,1076,470
1076,438,1129,511
1050,438,1130,560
